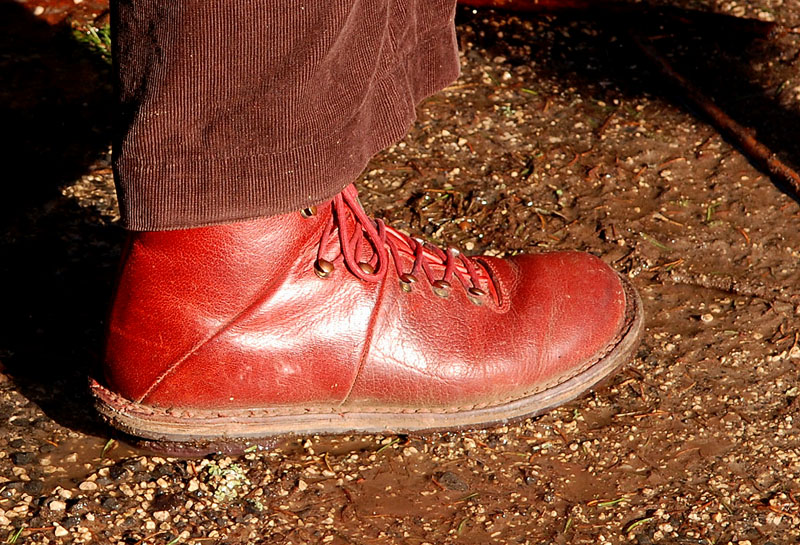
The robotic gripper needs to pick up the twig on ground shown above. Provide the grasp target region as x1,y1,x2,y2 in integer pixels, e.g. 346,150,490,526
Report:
460,0,800,199
630,33,800,200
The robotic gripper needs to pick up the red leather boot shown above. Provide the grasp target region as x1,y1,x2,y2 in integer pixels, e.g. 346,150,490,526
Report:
92,184,643,453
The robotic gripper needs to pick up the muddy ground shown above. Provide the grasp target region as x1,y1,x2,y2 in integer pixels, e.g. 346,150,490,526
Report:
1,0,800,544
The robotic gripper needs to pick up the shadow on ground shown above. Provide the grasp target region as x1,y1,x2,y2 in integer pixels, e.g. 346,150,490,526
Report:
0,0,118,435
458,2,800,203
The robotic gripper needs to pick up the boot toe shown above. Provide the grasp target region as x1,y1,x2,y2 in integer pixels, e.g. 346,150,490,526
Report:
507,251,629,386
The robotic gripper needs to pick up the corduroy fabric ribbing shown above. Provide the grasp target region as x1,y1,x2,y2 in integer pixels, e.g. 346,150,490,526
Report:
113,0,459,230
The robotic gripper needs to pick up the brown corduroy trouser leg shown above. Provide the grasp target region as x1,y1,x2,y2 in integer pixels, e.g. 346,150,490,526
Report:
113,0,460,231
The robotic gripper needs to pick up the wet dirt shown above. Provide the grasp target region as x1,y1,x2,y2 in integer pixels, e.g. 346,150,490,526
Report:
1,0,799,544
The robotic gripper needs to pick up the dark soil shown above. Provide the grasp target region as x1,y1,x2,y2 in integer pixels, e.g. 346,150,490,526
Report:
1,1,799,544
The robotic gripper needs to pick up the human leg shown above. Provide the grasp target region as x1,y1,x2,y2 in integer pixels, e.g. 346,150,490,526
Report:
113,0,460,230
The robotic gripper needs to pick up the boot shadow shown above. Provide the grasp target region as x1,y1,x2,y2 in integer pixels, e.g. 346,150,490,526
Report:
0,0,118,435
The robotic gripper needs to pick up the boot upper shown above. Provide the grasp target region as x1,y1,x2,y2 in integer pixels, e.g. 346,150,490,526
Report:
104,185,627,411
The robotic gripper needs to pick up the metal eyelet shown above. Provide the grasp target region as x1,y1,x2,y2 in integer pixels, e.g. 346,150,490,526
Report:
300,205,317,218
467,287,486,306
358,262,375,275
432,279,451,298
399,273,417,292
314,258,334,278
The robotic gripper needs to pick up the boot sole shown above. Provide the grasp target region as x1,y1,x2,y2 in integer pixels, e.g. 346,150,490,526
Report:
91,274,644,456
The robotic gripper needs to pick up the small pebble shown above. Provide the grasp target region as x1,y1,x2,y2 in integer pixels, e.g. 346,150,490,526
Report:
438,471,469,492
10,452,35,465
79,481,98,491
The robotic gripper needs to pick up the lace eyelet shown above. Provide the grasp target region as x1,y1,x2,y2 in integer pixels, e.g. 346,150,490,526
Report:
467,288,485,306
432,279,451,298
314,258,334,278
399,273,417,292
300,205,317,218
312,186,497,298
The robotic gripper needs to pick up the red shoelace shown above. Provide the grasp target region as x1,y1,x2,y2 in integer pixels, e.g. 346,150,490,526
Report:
312,185,495,301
